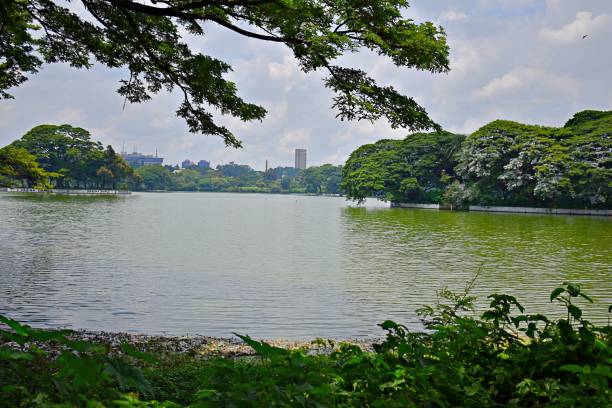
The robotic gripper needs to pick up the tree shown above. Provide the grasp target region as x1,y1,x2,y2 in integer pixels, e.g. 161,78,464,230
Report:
171,168,202,190
1,1,449,147
298,163,342,194
280,175,291,191
0,145,57,188
135,164,173,190
342,132,464,203
95,165,114,188
216,162,254,178
12,124,105,188
342,110,611,208
456,111,612,208
10,124,136,189
100,145,133,189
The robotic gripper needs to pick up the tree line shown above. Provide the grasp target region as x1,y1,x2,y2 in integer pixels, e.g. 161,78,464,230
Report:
136,162,343,195
0,124,343,195
342,110,611,209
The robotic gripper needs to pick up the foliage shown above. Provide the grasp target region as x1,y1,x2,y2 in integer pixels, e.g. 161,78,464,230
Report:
0,145,57,188
216,162,254,178
0,316,153,407
456,111,612,208
1,283,609,407
5,124,138,189
134,163,343,194
1,0,449,147
341,131,464,203
296,164,343,194
342,110,611,208
137,164,175,191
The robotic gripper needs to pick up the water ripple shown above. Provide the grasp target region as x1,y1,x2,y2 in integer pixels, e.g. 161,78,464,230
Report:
0,192,610,339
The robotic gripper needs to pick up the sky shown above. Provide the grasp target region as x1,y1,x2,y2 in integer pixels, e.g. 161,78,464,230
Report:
1,0,611,170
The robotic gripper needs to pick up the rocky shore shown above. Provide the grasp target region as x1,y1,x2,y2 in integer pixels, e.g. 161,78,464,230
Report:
2,328,376,358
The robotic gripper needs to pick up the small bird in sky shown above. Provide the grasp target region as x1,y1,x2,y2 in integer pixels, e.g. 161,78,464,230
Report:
582,34,589,39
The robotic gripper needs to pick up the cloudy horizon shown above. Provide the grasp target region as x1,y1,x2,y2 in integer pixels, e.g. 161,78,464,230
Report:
1,0,611,170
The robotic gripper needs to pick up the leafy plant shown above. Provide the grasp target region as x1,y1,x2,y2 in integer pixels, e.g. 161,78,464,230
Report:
1,283,610,407
0,315,153,406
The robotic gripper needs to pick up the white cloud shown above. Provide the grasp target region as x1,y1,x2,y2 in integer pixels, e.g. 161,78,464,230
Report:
277,129,310,155
55,107,85,123
448,43,481,75
0,105,15,128
268,55,301,79
545,0,562,12
539,11,612,44
478,0,538,11
167,134,196,152
440,10,467,21
474,67,578,99
267,55,307,93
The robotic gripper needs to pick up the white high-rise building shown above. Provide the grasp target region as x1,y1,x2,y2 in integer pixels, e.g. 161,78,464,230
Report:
295,149,307,169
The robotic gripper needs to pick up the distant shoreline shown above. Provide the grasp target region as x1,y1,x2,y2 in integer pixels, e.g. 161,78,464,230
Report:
391,202,612,216
135,190,344,198
0,188,131,195
0,188,346,199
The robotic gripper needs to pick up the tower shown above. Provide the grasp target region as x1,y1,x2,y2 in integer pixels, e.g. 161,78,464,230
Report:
294,149,307,169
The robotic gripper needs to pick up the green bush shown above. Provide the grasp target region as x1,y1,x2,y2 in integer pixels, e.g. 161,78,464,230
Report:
1,283,610,407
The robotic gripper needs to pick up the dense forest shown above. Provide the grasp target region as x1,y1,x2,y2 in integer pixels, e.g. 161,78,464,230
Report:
342,110,611,209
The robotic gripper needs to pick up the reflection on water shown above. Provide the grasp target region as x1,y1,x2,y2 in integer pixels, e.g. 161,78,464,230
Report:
0,192,610,339
340,207,611,329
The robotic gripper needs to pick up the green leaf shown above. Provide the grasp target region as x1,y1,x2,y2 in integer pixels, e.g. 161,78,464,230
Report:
0,348,34,361
564,282,580,297
195,389,219,400
0,315,30,337
550,287,565,302
594,339,608,351
121,343,157,364
233,333,287,357
568,304,582,320
380,320,399,330
560,364,584,374
104,356,153,396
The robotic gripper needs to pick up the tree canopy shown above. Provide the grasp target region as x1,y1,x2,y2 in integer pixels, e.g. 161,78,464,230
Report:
0,145,56,188
7,124,137,189
1,0,449,147
135,161,343,194
457,110,612,208
342,110,612,209
341,131,464,203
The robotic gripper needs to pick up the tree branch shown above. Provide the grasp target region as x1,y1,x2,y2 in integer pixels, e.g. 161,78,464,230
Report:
104,0,302,44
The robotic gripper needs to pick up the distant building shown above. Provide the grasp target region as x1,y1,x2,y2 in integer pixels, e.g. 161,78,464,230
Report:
197,160,210,169
295,149,307,169
121,151,163,168
182,159,196,169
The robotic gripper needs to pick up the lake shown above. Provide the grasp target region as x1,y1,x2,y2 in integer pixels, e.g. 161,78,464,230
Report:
0,192,610,339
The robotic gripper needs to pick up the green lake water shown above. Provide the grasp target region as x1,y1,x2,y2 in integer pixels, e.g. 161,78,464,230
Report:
0,192,610,339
